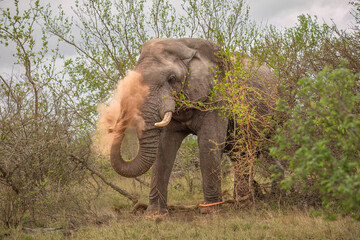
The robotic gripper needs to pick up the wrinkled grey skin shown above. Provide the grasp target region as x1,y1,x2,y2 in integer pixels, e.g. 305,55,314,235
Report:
110,38,277,214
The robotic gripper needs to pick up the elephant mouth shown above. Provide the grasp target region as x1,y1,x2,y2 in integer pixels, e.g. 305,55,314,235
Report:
154,111,173,127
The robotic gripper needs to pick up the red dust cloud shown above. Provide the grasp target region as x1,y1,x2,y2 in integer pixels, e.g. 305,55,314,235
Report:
94,71,149,155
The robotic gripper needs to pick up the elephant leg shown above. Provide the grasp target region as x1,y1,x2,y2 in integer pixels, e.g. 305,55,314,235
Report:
232,152,266,200
197,112,228,204
262,150,285,198
232,154,250,199
147,128,188,214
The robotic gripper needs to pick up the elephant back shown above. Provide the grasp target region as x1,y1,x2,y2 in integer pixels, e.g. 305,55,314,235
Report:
224,57,280,155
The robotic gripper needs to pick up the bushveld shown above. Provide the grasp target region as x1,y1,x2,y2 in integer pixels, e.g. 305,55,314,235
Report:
2,174,360,239
1,0,359,239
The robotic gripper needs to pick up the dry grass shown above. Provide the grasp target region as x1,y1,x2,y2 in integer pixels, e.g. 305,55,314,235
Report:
2,176,360,239
5,206,359,239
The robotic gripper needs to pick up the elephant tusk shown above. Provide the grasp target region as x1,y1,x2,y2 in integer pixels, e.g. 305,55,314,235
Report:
154,112,173,127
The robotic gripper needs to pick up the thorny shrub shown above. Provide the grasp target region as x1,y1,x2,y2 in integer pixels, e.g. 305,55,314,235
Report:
0,1,105,228
272,66,360,220
254,3,360,218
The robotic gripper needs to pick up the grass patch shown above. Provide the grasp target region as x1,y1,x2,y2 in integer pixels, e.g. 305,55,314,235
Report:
7,206,360,239
3,174,360,239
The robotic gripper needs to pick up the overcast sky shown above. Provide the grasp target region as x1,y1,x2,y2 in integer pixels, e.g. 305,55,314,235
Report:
249,0,353,29
0,0,354,75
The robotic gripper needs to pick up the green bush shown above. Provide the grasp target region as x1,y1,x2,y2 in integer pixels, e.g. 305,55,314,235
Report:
271,65,360,219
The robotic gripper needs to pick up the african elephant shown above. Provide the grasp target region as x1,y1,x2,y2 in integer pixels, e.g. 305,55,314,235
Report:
106,38,278,214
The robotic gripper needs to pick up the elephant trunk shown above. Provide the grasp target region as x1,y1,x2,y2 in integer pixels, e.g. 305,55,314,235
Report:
110,126,160,178
107,69,176,178
110,94,163,178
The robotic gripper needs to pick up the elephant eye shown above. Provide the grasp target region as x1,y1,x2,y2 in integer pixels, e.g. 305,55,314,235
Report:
168,75,176,85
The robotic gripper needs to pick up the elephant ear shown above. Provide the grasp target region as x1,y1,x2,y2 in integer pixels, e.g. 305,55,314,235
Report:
178,39,220,102
180,50,197,67
164,41,197,68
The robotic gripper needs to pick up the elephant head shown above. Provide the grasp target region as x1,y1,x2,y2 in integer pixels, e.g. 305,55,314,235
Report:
107,38,221,178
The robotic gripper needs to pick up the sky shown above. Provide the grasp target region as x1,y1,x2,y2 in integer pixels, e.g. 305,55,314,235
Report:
0,0,355,75
249,0,353,29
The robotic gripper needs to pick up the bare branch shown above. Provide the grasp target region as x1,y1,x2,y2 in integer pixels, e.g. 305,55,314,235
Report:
69,154,138,204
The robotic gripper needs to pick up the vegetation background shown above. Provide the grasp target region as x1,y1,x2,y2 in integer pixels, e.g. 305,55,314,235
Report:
0,0,359,239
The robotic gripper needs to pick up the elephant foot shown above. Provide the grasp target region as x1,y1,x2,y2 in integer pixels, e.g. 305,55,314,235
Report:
145,212,168,220
146,204,168,217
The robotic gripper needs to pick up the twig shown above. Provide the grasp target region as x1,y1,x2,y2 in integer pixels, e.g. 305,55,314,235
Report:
135,177,150,188
69,154,138,204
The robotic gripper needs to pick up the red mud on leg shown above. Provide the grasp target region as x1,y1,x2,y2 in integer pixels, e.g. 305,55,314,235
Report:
93,71,149,155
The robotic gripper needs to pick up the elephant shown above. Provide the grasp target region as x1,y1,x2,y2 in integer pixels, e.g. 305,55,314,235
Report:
107,38,279,214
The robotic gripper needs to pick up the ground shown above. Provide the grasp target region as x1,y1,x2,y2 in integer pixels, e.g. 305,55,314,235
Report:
5,205,360,239
2,173,360,239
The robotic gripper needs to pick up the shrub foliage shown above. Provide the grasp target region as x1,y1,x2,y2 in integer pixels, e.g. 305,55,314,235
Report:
272,66,360,219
